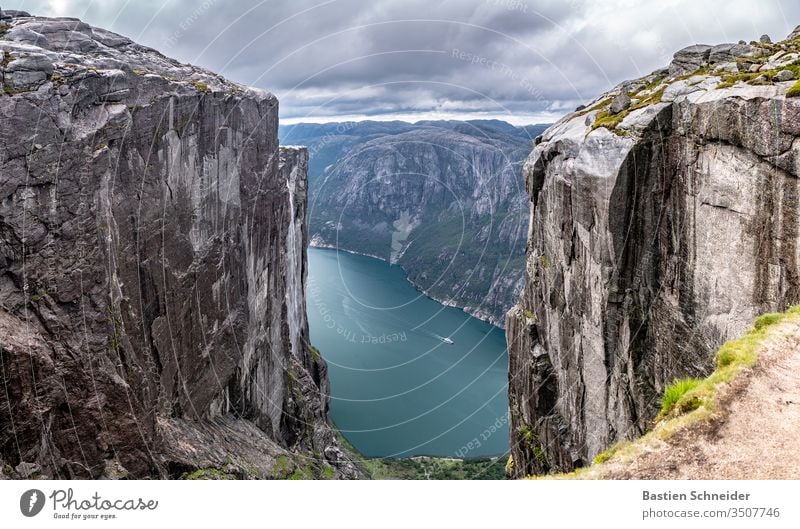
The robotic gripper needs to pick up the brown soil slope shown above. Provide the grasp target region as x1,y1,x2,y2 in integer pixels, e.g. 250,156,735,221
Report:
597,320,800,479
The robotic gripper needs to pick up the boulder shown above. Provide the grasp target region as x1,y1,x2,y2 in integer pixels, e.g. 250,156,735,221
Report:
609,92,631,114
775,69,796,82
0,8,32,19
3,53,54,91
760,34,772,44
709,43,735,64
669,44,712,75
709,42,757,64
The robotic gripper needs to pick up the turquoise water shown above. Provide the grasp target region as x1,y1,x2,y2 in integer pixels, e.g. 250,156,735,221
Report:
306,248,509,458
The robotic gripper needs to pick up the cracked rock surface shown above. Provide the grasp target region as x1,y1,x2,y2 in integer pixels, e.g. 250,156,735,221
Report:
0,12,359,479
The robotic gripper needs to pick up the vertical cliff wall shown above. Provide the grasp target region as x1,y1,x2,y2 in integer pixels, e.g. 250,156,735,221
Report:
0,13,355,479
508,30,800,477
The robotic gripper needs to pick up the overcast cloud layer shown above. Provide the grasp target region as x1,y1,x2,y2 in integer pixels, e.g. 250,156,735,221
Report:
6,0,800,124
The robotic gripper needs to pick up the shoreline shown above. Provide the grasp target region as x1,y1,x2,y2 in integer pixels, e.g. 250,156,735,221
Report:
308,241,506,329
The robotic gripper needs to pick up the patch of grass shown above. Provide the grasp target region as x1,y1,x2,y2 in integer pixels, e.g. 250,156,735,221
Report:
181,467,235,480
191,80,210,93
630,86,666,110
0,22,10,39
673,66,711,82
592,110,626,133
309,345,321,361
50,72,67,86
518,424,535,445
30,289,47,303
589,87,665,135
786,79,800,97
272,455,292,477
643,74,667,91
660,377,703,417
717,72,760,89
592,440,631,465
576,96,613,116
539,254,549,269
523,309,536,321
288,468,312,480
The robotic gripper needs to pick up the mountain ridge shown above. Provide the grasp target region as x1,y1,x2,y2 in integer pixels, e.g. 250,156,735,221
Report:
282,119,549,327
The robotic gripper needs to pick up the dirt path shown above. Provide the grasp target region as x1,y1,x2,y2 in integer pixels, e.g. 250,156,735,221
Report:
600,319,800,479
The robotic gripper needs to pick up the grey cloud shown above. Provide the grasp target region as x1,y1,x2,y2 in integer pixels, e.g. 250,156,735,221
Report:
6,0,800,123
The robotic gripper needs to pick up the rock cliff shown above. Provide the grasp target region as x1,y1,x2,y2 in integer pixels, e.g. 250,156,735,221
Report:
507,28,800,476
0,11,356,479
282,120,548,327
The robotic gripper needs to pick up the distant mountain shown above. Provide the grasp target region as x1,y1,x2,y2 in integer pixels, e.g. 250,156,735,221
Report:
281,120,550,327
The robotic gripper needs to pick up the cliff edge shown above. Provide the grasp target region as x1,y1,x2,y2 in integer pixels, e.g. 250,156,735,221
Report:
0,10,356,479
508,27,800,476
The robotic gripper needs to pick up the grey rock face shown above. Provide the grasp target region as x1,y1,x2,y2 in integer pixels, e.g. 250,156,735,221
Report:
508,37,800,477
775,69,796,82
669,44,712,75
0,16,357,479
284,121,545,327
709,42,756,65
0,9,32,20
609,93,631,114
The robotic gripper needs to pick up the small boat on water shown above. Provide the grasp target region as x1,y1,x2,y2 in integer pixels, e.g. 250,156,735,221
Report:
442,337,454,344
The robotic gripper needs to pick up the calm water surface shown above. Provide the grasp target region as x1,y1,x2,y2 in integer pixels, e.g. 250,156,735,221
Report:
306,247,509,458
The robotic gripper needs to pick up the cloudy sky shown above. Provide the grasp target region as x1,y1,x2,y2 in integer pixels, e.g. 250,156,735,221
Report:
6,0,800,124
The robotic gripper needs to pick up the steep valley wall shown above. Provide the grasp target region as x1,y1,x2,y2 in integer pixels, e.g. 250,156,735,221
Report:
507,33,800,477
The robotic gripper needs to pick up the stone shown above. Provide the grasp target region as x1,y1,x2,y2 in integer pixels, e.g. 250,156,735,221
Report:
714,61,739,73
609,92,631,114
14,461,41,479
710,42,756,64
709,43,735,64
1,8,31,19
668,44,712,75
0,15,359,479
764,52,799,71
761,34,772,44
775,69,796,82
750,63,762,72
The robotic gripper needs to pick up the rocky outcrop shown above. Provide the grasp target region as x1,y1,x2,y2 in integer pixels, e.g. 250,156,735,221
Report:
0,13,357,479
507,27,800,477
283,120,548,327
